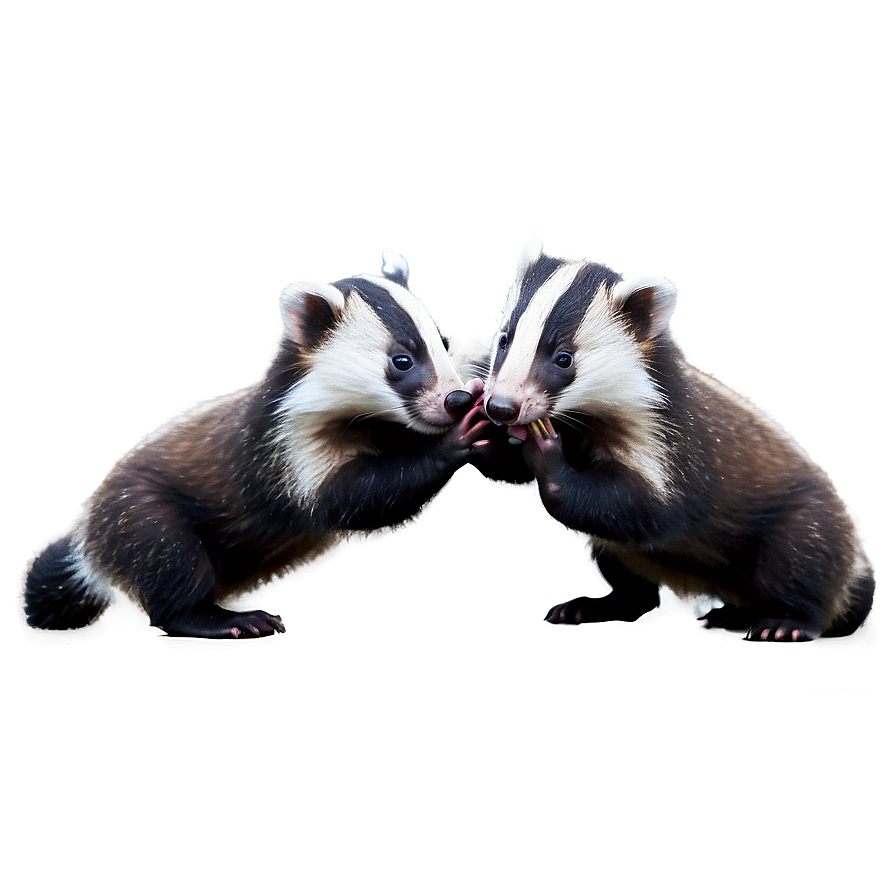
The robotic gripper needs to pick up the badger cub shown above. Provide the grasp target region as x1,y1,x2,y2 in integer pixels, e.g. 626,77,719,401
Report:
25,252,486,638
481,239,873,641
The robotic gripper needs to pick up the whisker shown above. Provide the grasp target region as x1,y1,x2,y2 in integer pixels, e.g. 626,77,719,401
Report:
348,405,406,426
461,359,492,380
550,411,589,433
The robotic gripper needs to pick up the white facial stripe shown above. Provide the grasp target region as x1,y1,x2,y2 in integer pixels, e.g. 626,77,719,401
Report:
494,261,588,391
555,289,664,418
281,296,397,421
356,274,464,394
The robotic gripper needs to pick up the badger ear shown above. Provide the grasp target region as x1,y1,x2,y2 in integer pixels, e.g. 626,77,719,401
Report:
381,249,410,288
279,281,346,347
613,275,678,342
517,235,544,278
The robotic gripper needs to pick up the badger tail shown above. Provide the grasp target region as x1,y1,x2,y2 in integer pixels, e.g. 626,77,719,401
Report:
823,569,875,638
24,536,112,630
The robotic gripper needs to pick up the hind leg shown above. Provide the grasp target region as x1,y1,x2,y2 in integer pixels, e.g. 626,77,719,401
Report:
738,516,834,643
545,552,660,625
85,496,285,639
136,543,285,639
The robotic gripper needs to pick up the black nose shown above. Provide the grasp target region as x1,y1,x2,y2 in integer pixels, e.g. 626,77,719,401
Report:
445,390,474,417
485,397,520,424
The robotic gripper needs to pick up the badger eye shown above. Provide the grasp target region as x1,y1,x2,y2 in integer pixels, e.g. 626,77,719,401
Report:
392,355,414,371
554,352,573,369
498,333,509,351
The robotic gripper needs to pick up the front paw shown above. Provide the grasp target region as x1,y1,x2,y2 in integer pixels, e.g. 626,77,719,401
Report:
439,397,492,461
545,591,659,624
521,418,566,481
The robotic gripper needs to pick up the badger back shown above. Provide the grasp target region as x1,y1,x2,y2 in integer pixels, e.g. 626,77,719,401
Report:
485,238,677,427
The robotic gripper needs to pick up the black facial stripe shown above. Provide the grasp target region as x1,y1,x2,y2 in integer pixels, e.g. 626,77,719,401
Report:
505,254,565,337
334,278,429,355
538,263,622,356
334,277,436,400
491,254,564,377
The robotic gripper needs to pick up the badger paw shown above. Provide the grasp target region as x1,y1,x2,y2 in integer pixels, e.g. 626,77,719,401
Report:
440,398,493,461
544,593,659,625
157,606,286,639
744,619,821,642
223,611,286,639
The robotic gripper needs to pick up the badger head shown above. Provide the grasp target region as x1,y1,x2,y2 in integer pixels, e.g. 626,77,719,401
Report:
483,238,678,428
278,252,471,435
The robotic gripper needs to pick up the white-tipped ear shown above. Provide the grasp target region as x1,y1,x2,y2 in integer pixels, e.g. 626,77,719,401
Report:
613,275,678,342
517,235,544,277
279,281,346,346
381,249,410,288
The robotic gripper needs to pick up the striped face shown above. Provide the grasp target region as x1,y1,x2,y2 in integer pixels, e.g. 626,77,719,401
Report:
484,240,678,427
276,270,470,502
280,274,467,435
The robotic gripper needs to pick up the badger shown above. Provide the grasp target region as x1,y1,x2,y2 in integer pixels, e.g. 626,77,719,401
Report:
479,239,873,641
24,252,486,639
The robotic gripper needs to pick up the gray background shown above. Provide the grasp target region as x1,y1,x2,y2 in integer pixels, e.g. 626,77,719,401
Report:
3,2,891,893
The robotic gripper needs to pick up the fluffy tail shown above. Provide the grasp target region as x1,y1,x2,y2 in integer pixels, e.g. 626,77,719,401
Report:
823,570,875,638
24,536,112,630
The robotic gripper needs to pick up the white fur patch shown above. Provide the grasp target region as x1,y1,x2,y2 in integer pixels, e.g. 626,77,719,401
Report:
69,526,116,604
490,261,587,404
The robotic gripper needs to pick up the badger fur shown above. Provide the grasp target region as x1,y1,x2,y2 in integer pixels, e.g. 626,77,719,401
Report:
480,239,873,641
24,252,485,638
